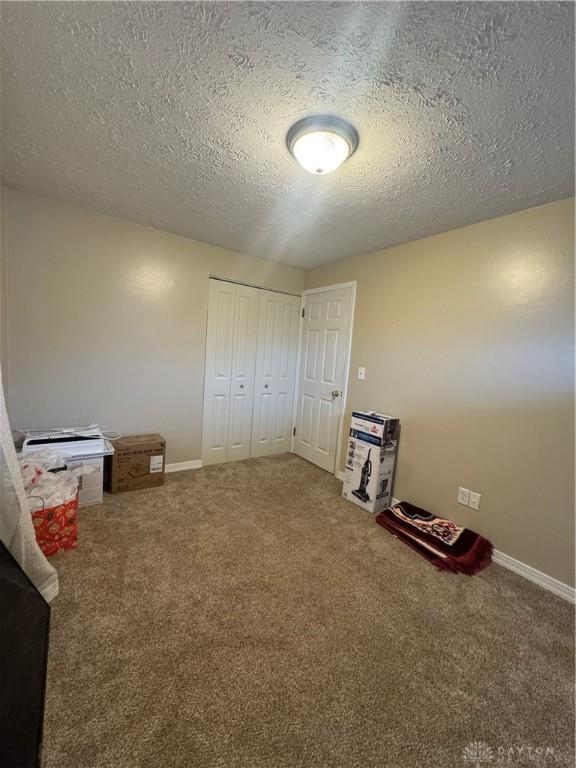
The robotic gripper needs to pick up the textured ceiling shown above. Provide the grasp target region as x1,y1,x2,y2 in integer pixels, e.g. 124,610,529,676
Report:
1,2,574,268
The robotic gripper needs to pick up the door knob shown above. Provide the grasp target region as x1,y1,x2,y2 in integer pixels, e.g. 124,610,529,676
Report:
331,390,340,398
240,384,244,389
264,384,269,389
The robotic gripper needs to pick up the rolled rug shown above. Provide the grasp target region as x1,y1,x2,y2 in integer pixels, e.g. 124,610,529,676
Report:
376,501,493,575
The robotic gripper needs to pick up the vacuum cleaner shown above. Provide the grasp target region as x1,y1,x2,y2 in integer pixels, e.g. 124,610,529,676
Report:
352,449,372,503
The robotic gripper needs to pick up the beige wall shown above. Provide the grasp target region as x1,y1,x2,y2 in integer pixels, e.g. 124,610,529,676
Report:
3,188,304,463
306,199,575,586
4,187,574,584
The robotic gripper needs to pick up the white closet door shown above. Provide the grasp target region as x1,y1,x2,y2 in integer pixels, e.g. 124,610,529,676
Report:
202,280,258,465
228,283,259,461
202,280,235,465
251,290,300,457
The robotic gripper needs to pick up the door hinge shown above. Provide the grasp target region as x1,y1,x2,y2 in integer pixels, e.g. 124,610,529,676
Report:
301,308,305,318
293,427,296,436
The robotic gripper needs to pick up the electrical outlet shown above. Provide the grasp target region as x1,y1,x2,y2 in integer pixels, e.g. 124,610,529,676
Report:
457,487,470,505
469,492,481,510
357,366,366,381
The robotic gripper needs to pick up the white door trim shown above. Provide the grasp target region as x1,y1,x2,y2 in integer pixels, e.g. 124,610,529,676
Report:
301,281,358,296
165,460,203,473
290,281,356,476
209,274,301,297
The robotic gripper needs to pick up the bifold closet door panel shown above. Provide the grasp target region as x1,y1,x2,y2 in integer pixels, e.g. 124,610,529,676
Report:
202,280,236,465
227,284,259,461
251,290,300,457
202,281,259,464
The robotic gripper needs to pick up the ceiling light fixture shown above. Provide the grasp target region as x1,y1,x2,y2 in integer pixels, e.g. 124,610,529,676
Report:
286,115,359,175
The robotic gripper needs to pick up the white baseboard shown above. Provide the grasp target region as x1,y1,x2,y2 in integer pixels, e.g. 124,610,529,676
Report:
165,459,203,474
492,550,575,604
334,470,575,603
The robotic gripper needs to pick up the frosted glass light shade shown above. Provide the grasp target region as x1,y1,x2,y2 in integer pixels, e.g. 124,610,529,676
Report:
287,116,358,175
292,131,351,175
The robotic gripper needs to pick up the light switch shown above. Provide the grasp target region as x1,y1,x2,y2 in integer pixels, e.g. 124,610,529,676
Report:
469,492,481,510
457,487,470,505
357,366,366,381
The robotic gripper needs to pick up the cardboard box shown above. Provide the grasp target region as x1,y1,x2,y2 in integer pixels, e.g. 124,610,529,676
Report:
105,434,166,494
342,411,399,514
349,411,400,445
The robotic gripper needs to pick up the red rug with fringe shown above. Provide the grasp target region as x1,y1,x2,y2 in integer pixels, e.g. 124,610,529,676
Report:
375,501,493,575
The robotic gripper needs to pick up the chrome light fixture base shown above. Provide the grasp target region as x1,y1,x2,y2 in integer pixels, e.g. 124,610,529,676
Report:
286,115,359,175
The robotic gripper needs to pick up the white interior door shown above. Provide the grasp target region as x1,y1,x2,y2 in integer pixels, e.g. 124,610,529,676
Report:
251,290,300,457
202,280,259,464
293,285,354,473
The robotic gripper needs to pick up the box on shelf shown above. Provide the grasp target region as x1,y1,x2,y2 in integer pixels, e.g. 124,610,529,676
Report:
342,411,400,514
20,425,113,507
104,434,166,494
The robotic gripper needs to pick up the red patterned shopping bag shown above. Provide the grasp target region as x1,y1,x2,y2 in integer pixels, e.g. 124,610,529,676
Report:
31,493,79,557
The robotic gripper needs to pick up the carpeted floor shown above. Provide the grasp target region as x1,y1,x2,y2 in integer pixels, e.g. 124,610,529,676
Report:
43,454,574,768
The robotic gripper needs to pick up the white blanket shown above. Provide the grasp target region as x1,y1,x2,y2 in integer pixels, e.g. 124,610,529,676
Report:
0,365,59,602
